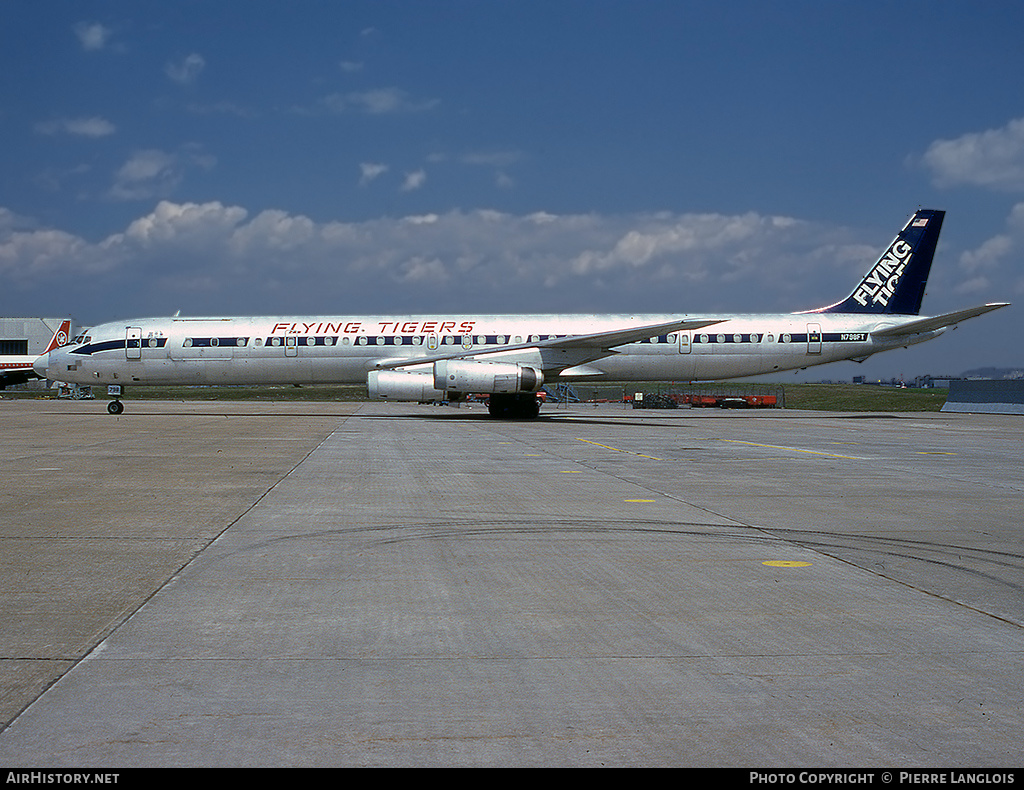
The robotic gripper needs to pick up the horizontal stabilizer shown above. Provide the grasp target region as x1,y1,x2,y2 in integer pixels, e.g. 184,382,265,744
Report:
871,303,1009,339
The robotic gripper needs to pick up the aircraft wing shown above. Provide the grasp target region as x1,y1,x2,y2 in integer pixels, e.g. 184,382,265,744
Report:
374,317,725,373
871,303,1010,339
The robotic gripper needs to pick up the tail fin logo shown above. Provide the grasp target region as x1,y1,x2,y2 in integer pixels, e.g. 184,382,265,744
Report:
852,239,913,308
45,320,72,353
812,209,943,316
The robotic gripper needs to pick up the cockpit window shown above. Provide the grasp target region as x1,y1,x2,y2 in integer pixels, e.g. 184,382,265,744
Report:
71,334,91,345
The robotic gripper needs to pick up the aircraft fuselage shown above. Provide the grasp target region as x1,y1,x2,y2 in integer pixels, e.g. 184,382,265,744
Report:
42,311,938,389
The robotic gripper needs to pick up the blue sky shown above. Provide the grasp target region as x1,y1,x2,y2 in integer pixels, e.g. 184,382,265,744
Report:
3,0,1023,381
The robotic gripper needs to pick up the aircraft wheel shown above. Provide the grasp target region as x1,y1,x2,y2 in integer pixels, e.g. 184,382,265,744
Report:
107,400,124,415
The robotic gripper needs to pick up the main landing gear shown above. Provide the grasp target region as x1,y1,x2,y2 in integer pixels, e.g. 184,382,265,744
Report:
487,393,542,419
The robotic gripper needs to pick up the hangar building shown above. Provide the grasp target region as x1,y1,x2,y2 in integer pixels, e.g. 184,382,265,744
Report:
0,316,77,389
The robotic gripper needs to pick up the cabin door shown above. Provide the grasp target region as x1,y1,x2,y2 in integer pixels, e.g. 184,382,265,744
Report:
126,327,142,360
806,323,822,355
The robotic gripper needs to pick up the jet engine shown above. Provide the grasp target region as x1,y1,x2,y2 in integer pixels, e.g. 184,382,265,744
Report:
366,370,443,402
432,360,544,394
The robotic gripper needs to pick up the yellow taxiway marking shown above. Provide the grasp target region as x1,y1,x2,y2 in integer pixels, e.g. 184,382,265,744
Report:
722,439,867,460
559,470,583,473
624,499,656,503
763,560,812,567
577,438,663,461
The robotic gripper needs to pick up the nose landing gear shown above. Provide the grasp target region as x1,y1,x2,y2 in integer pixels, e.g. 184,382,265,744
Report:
106,384,124,415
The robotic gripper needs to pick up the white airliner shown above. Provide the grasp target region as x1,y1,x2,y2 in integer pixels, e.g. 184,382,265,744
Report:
34,209,1008,416
1,319,71,389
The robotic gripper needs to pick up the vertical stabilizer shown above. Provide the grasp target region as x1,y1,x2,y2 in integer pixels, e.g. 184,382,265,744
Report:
814,209,944,315
44,320,72,353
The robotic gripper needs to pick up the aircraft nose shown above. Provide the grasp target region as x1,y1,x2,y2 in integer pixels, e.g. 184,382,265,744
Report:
33,352,50,379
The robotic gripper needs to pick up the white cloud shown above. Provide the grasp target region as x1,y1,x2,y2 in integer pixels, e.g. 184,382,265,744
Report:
319,88,439,115
0,222,105,283
0,207,37,235
33,163,92,194
165,53,206,85
358,162,389,186
111,150,178,200
400,169,427,192
74,22,112,52
922,118,1024,190
1,201,883,318
568,212,773,277
122,200,248,249
228,209,315,255
35,116,116,138
109,148,215,201
956,202,1024,294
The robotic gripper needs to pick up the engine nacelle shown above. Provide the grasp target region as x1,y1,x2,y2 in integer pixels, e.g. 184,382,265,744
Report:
433,360,544,394
366,370,444,402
